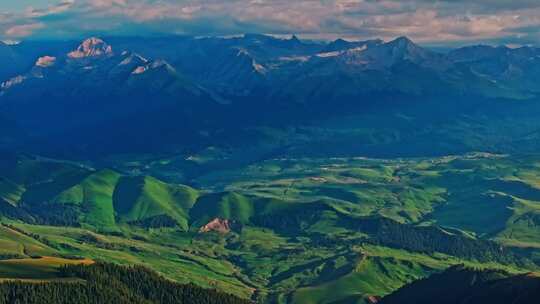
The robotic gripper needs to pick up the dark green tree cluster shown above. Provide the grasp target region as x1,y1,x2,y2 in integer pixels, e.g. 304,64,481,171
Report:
250,205,531,266
0,263,251,304
354,217,529,266
28,203,82,227
252,202,333,234
0,199,33,222
128,215,178,228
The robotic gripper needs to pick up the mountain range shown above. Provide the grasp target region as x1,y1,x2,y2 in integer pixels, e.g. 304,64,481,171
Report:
1,34,540,160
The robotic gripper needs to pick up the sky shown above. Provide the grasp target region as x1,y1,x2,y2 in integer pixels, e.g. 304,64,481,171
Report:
1,0,539,46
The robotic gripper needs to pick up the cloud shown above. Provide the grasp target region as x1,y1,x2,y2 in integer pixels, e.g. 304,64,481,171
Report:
5,23,45,38
0,0,539,45
26,1,75,18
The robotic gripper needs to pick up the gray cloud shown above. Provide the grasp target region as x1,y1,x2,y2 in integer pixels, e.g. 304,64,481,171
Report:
0,0,539,46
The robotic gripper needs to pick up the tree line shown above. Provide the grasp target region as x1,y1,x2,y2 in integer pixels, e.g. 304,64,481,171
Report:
0,263,251,304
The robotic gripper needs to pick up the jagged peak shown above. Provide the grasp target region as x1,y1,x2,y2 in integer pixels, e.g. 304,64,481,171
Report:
68,37,113,59
131,59,176,75
387,36,418,49
380,36,434,60
333,38,348,44
150,59,175,71
236,48,251,57
119,52,148,66
323,38,383,54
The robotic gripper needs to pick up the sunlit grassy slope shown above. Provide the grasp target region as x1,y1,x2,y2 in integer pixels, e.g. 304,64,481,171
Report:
0,156,199,231
53,169,121,229
113,176,199,230
0,257,92,281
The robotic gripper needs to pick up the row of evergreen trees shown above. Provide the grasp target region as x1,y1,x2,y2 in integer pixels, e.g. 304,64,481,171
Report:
253,207,534,266
0,263,251,304
355,217,532,266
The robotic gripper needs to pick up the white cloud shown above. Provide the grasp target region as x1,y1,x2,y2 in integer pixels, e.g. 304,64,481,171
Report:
26,1,75,18
0,0,540,45
5,23,44,38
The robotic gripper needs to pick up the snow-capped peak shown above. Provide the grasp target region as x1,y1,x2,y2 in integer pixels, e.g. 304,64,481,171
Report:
35,56,57,68
68,37,113,59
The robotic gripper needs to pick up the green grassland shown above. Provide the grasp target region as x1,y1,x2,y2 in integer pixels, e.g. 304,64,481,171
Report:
192,153,540,245
0,219,526,303
1,153,540,303
0,256,92,281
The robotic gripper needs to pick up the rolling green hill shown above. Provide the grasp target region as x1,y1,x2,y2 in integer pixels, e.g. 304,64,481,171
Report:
52,169,121,229
0,156,200,231
114,176,199,230
191,192,255,226
1,153,540,303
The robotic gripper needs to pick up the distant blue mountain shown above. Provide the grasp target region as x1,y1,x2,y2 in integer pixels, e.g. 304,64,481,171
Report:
1,35,540,158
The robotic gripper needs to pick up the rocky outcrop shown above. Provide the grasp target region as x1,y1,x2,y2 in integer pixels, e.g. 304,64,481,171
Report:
199,218,232,234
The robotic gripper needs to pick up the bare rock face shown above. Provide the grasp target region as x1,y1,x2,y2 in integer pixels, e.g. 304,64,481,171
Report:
68,37,113,59
199,218,232,234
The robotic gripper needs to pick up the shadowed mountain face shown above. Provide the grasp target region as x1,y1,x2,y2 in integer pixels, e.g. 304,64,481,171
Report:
0,38,229,155
380,266,540,304
1,35,540,158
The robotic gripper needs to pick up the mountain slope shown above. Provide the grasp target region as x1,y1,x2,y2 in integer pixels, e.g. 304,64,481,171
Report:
113,176,198,230
50,169,121,229
380,266,540,304
0,38,225,156
0,155,199,230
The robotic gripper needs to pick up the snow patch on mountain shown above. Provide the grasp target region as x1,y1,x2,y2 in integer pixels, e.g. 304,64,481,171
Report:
317,51,341,58
131,60,176,75
252,62,267,74
317,45,368,58
1,75,26,90
35,56,56,68
132,66,148,75
278,55,310,62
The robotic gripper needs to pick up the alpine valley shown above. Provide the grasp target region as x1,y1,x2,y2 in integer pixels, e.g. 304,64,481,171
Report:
1,34,540,304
